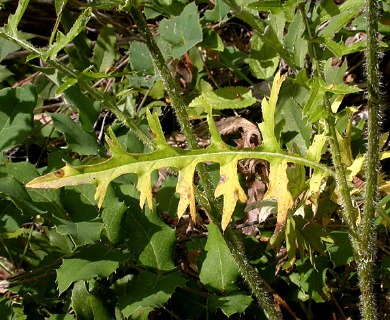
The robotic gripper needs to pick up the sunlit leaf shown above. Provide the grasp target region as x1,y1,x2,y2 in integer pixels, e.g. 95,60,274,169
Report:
249,33,279,80
159,2,202,59
27,100,332,232
258,72,285,151
265,159,294,233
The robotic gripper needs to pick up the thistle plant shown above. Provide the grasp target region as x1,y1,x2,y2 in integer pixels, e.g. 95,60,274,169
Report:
0,0,387,318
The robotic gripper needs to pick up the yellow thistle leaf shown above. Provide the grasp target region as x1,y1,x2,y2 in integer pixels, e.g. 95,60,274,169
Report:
215,158,248,231
176,163,197,221
138,174,153,209
265,159,294,233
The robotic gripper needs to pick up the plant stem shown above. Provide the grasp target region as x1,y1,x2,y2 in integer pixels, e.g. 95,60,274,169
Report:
301,0,379,316
0,29,155,151
126,1,219,218
301,0,360,247
325,114,359,244
47,60,156,151
303,0,380,317
127,3,281,319
298,3,320,76
358,0,381,317
224,229,285,319
222,0,297,73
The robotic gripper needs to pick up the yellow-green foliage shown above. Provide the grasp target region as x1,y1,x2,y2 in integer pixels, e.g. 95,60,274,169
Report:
27,74,332,231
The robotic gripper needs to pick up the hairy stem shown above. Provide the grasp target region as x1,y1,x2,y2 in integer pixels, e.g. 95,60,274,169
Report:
302,0,360,249
301,1,380,317
126,2,217,214
127,3,281,319
359,0,380,318
224,229,285,319
326,115,359,244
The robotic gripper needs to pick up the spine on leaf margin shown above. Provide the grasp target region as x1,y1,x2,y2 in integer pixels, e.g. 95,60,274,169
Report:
126,2,282,319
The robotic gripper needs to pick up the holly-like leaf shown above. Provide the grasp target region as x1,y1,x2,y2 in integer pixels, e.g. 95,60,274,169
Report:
71,281,112,319
208,294,252,317
126,206,176,271
199,222,239,293
56,244,130,294
118,271,186,318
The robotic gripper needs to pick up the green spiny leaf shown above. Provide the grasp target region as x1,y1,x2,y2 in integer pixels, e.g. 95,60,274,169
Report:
259,71,285,151
27,95,333,231
3,0,31,35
